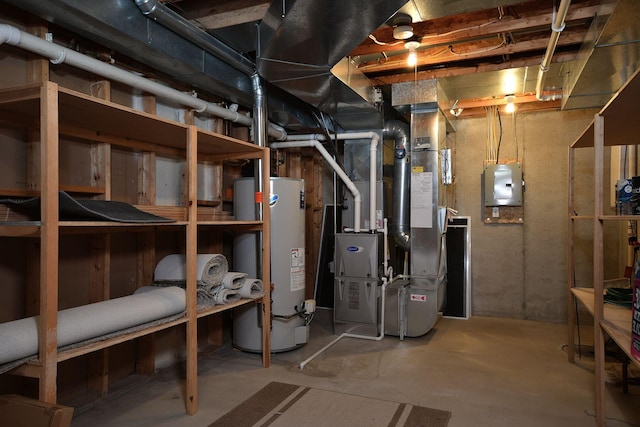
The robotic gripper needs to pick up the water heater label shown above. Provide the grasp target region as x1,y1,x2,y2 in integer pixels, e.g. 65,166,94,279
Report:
290,248,305,291
410,294,427,302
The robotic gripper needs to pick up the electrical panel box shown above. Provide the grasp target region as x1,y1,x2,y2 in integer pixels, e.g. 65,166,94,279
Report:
484,163,523,206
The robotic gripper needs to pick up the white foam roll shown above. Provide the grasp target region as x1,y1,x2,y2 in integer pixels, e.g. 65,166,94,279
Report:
222,271,248,290
154,254,228,288
237,278,265,299
0,286,185,365
212,288,241,305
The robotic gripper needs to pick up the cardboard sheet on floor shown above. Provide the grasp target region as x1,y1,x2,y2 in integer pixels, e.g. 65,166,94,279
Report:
0,394,74,427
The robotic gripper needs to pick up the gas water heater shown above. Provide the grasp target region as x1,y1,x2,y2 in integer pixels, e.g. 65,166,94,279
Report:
232,178,309,352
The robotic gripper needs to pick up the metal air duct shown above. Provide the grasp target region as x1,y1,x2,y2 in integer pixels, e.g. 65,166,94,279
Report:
5,0,318,132
385,120,411,251
258,0,408,130
563,0,640,110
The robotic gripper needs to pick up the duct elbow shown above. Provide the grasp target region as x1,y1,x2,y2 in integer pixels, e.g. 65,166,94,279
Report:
268,123,288,141
0,24,21,46
383,120,409,148
135,0,158,16
392,228,411,252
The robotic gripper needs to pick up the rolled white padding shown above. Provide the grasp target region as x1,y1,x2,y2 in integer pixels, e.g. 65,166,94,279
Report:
212,288,241,305
222,271,248,290
154,254,228,292
0,317,39,366
0,286,185,365
237,278,265,299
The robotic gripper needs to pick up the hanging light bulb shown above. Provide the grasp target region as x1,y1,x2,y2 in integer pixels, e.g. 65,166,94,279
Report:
405,40,420,67
504,94,516,114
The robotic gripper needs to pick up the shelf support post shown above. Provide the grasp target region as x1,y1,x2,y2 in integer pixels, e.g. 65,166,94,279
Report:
593,113,605,427
39,81,59,403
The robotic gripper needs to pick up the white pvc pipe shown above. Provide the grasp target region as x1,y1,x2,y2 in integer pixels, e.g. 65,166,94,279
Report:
535,0,571,101
271,139,362,232
0,24,287,140
286,132,380,232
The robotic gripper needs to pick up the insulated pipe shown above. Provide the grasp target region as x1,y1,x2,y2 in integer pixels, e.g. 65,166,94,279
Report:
535,0,571,101
287,132,380,232
0,24,287,141
271,139,362,233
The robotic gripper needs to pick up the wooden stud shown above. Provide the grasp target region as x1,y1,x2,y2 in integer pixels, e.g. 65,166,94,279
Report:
136,94,158,376
87,80,112,397
26,19,49,84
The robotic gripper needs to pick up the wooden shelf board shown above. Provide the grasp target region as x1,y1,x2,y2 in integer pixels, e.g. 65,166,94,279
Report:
0,188,40,198
0,84,41,105
58,221,187,228
196,129,265,157
571,215,595,221
197,220,263,230
0,223,41,237
56,316,188,362
600,215,640,221
135,205,188,221
600,319,640,370
196,297,259,319
197,199,221,207
59,184,106,196
572,287,640,368
58,87,190,151
571,287,596,315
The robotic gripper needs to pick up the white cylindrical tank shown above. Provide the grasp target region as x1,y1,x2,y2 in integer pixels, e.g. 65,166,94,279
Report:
233,177,307,352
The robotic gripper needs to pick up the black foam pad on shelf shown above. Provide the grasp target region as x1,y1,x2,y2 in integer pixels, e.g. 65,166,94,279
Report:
0,191,175,223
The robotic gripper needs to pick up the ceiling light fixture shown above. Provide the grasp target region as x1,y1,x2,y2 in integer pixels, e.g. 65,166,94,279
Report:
504,94,516,114
405,40,420,67
393,25,414,40
391,13,414,40
450,99,463,117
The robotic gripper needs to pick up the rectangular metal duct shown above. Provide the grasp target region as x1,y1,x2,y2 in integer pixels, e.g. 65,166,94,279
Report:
258,0,408,130
562,0,640,110
5,0,319,131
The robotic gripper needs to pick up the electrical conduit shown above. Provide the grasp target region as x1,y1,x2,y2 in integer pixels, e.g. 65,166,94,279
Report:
535,0,571,101
0,24,287,140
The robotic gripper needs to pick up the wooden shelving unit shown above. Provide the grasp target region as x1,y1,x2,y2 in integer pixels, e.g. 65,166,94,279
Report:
568,68,640,427
0,81,271,415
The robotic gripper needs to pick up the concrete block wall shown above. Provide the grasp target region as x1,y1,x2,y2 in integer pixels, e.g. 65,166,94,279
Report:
453,109,601,322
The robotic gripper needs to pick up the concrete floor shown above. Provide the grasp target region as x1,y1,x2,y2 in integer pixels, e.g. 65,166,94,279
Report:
71,310,640,427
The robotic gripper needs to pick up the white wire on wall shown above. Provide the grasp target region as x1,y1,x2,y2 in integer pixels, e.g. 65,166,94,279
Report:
485,106,500,164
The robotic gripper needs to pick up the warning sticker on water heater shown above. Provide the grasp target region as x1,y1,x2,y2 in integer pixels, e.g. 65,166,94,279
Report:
410,294,427,302
290,248,305,291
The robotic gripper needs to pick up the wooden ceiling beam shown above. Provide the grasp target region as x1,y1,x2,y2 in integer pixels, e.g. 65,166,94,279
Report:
357,27,586,73
351,0,607,57
368,51,578,85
